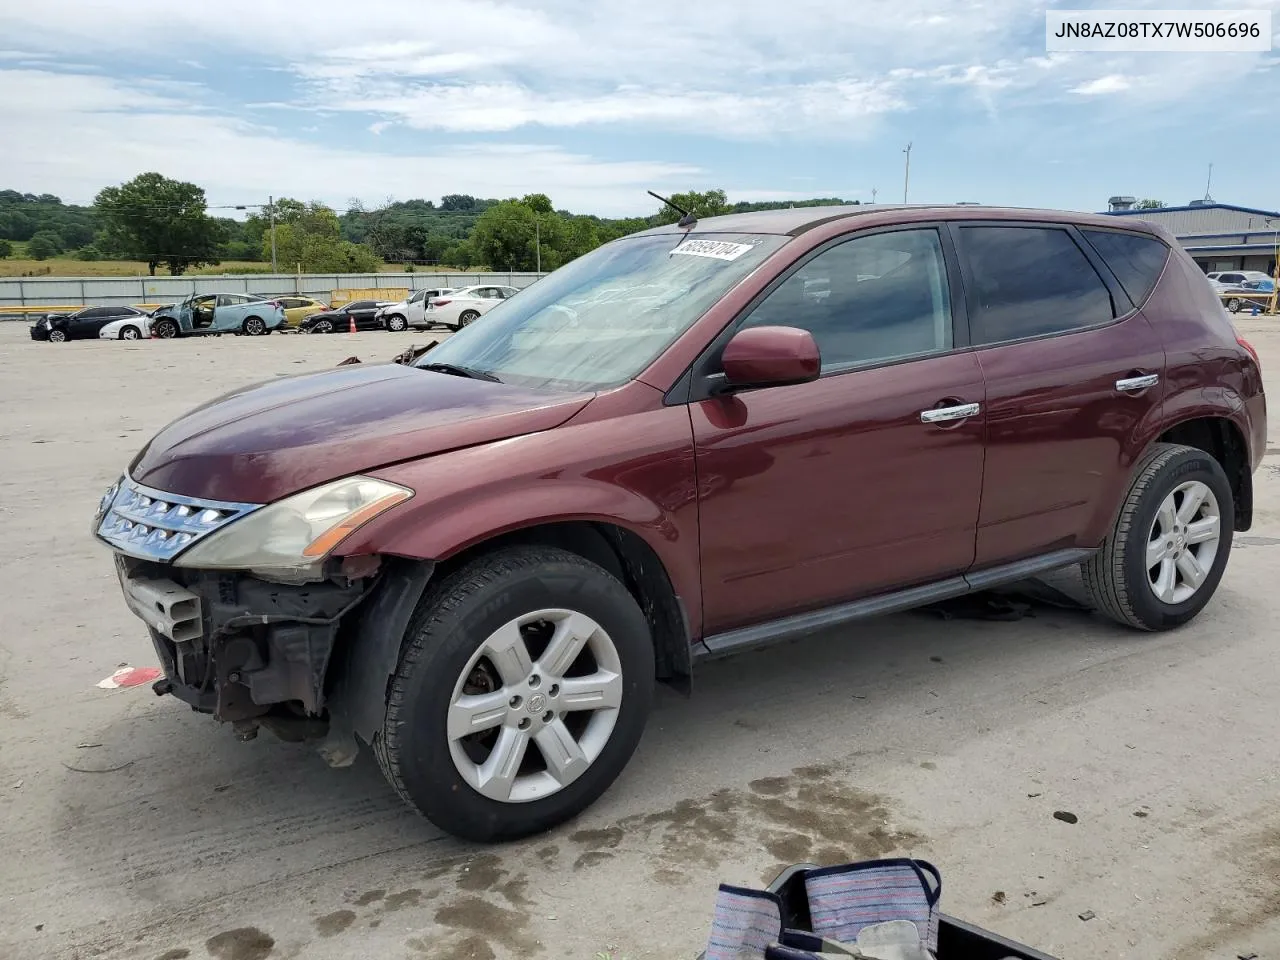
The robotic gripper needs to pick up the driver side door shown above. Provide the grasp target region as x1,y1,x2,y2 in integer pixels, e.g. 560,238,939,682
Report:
692,225,987,635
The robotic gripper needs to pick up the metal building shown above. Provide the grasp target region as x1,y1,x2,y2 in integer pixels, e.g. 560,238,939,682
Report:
1101,200,1279,276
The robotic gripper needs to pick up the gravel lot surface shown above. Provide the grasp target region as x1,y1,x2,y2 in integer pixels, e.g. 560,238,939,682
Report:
1,318,1278,960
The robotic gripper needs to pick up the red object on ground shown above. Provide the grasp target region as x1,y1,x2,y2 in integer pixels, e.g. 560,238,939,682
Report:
349,316,357,334
97,666,162,689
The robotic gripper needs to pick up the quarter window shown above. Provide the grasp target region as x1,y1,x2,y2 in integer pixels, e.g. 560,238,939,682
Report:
740,228,953,371
1080,229,1169,307
961,226,1115,345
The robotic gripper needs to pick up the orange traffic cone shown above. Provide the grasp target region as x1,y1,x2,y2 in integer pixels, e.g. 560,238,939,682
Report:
349,316,357,335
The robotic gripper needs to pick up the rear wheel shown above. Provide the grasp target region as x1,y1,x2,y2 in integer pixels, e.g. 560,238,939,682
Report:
458,309,481,327
1082,443,1234,631
243,316,267,336
1226,297,1242,313
309,319,334,334
152,318,178,339
375,547,654,842
120,325,141,340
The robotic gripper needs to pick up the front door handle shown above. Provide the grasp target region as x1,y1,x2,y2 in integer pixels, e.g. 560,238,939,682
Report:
1116,373,1159,393
920,402,980,424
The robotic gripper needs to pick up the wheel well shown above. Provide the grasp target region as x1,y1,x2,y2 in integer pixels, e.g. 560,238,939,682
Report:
1158,417,1252,531
436,521,693,692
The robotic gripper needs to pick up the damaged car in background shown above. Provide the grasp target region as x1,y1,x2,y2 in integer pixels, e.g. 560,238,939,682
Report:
95,204,1265,843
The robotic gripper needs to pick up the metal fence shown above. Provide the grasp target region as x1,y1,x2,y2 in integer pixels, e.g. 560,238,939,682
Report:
0,272,548,313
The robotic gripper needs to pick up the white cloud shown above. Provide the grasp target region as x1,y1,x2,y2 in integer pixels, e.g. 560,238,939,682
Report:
0,69,699,215
1070,74,1132,96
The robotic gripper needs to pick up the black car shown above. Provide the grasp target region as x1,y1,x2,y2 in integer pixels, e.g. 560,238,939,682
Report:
30,305,148,342
298,299,391,334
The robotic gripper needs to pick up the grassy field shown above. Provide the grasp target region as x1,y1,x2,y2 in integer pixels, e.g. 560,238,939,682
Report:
0,258,486,278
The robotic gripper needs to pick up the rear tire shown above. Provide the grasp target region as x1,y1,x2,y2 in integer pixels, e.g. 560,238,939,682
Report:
1226,297,1242,313
1081,443,1234,631
243,316,267,336
458,309,480,327
375,547,654,842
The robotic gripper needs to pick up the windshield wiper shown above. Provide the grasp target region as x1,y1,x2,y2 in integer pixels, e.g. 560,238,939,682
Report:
419,362,502,383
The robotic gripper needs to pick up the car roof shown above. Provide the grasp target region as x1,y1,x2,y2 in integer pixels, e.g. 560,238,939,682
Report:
629,204,1167,238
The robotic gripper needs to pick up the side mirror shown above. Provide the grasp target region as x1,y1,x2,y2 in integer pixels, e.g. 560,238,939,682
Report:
718,325,821,392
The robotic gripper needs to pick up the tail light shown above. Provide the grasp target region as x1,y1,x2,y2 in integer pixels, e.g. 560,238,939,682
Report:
1237,331,1261,368
432,299,451,307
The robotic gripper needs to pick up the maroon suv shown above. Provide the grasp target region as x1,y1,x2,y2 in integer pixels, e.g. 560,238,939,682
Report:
95,205,1266,841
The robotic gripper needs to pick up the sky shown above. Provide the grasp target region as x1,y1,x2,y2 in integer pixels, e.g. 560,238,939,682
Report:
0,0,1277,218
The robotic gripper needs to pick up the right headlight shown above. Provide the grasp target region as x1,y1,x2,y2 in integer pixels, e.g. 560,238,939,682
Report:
174,475,412,577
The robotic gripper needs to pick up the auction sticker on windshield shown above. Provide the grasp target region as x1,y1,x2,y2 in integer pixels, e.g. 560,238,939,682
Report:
669,239,755,261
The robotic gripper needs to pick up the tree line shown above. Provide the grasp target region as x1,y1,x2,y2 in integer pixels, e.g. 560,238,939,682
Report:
0,175,860,275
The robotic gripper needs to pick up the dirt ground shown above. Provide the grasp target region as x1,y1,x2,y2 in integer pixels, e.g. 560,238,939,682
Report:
1,318,1278,960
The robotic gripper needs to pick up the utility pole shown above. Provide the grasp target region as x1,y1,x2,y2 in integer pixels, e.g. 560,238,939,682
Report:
269,195,278,273
535,217,541,273
871,187,878,204
902,143,912,204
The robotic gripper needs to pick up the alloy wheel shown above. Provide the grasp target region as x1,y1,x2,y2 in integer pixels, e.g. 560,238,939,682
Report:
1146,480,1221,605
49,329,67,342
447,608,623,803
122,327,140,340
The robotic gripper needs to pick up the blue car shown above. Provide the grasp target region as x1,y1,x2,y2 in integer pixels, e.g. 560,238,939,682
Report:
149,293,287,339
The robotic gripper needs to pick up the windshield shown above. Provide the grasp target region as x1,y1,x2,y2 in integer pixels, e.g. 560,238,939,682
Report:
415,232,785,390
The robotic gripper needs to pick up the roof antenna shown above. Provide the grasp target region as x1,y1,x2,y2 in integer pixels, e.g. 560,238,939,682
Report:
647,190,698,228
1203,162,1214,202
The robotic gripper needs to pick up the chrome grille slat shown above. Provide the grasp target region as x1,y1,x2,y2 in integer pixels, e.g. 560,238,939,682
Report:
95,476,262,562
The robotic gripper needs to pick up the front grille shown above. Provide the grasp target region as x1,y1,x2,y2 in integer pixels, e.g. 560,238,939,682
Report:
96,476,262,563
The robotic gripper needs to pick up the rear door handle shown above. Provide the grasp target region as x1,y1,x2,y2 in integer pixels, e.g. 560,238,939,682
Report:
1116,373,1159,393
920,402,980,424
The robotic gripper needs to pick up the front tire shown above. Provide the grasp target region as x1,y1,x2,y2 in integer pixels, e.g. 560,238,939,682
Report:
376,547,654,842
120,325,141,340
386,314,408,332
309,319,334,334
152,318,178,339
48,328,68,343
1082,443,1234,631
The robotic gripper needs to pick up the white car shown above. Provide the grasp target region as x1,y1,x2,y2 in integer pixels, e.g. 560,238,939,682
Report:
375,288,455,331
1206,270,1273,290
426,285,519,329
98,314,152,340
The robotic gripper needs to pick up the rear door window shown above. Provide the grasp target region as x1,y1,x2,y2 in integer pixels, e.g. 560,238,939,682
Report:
1080,229,1169,307
959,225,1115,345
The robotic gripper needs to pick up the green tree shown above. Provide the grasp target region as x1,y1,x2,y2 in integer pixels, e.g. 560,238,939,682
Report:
468,199,570,271
1135,199,1165,209
265,201,382,272
0,238,11,258
26,234,59,260
95,172,223,275
652,189,731,225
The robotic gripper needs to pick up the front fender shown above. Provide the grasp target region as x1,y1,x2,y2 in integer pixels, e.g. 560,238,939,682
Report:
335,406,702,631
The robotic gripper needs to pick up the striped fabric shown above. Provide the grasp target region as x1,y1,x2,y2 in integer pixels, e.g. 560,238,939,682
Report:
706,884,784,960
803,859,941,952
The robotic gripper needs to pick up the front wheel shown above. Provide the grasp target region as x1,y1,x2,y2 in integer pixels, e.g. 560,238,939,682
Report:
152,318,178,339
1081,443,1234,631
386,314,408,332
1226,297,1242,313
375,547,654,842
120,325,141,340
308,319,334,334
48,328,68,343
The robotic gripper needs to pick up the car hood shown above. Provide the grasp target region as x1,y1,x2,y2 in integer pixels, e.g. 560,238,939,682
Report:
129,362,594,502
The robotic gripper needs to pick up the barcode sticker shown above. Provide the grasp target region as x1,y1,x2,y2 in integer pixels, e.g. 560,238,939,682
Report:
669,239,754,261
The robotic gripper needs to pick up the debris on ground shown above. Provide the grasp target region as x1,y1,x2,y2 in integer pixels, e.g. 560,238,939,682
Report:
1078,910,1096,921
336,356,361,366
991,891,1006,904
392,340,440,365
1053,811,1079,824
96,666,162,689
